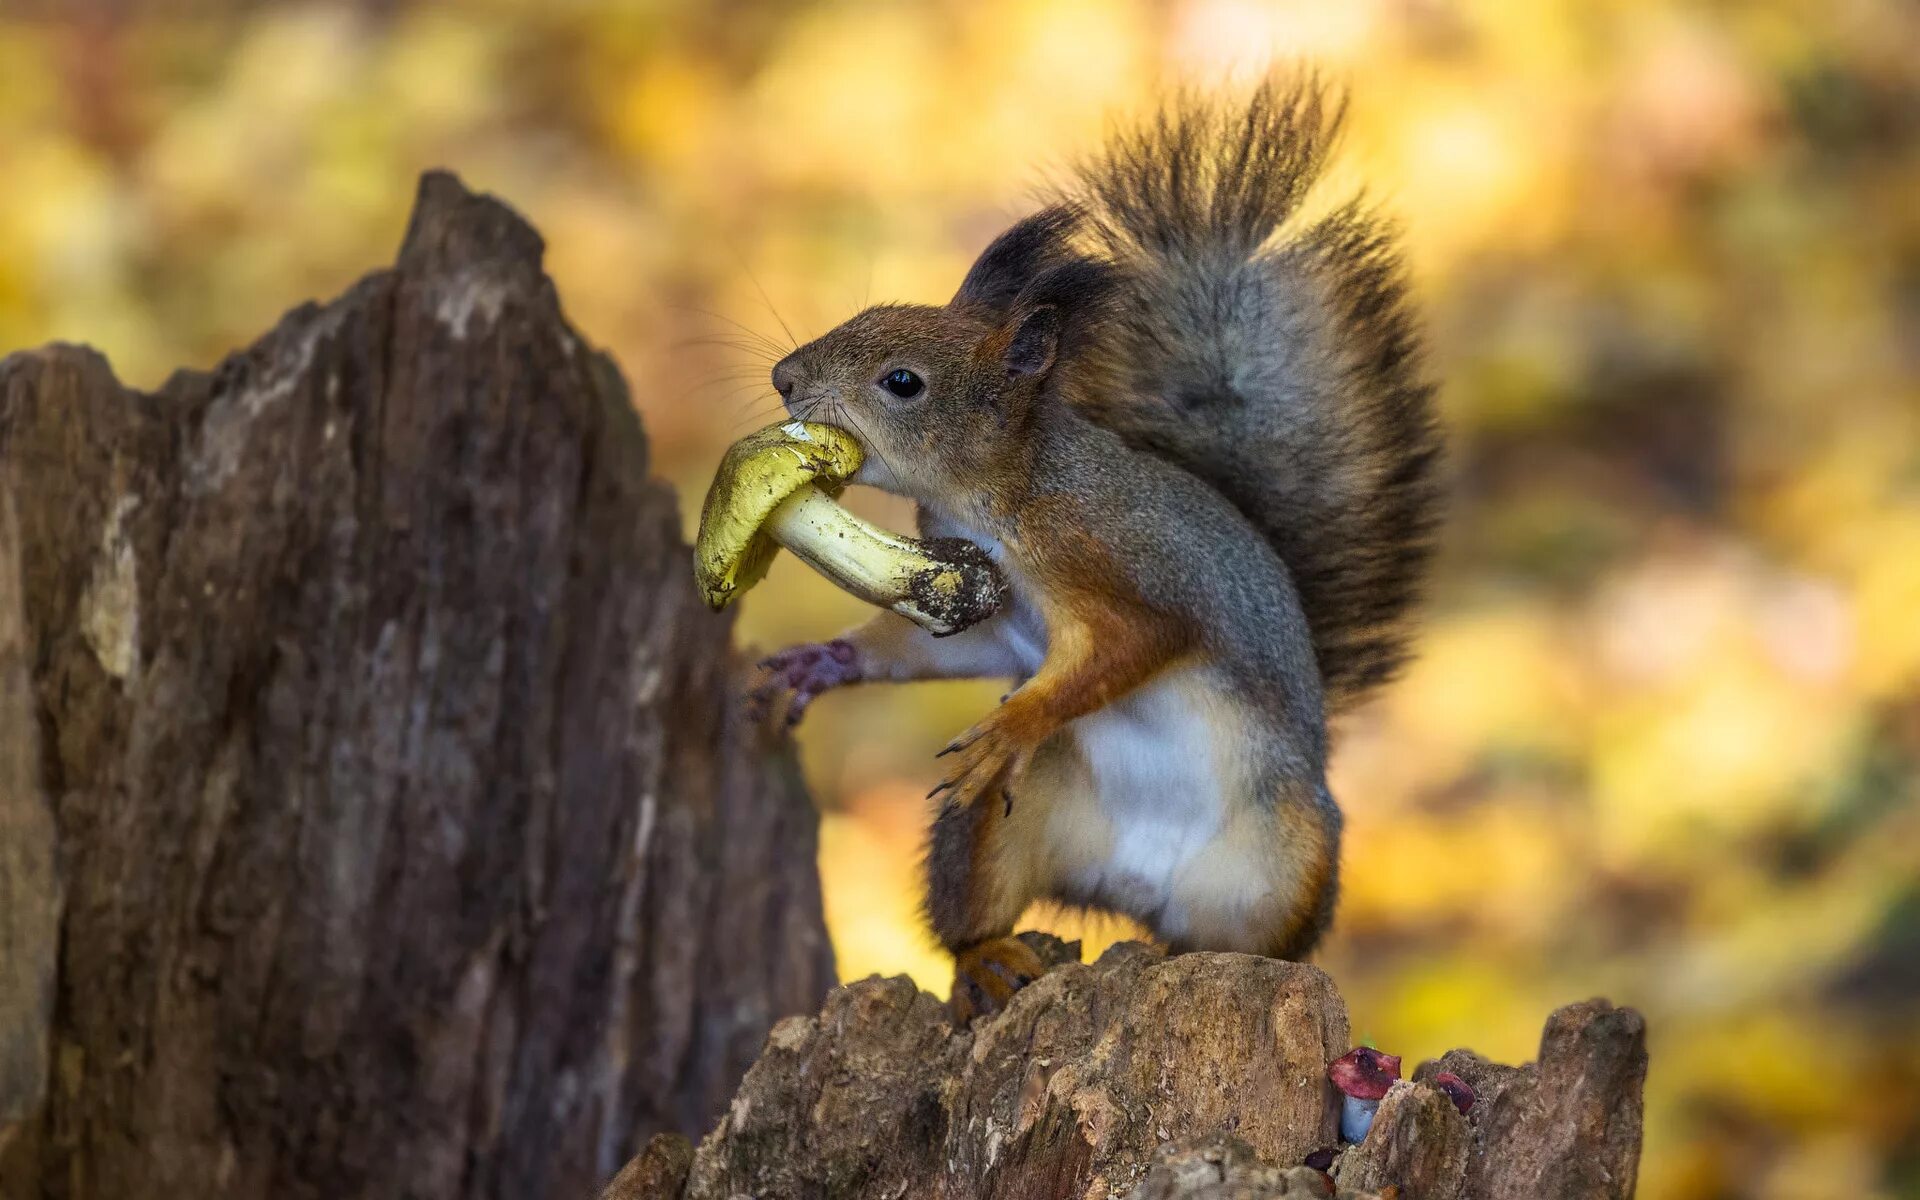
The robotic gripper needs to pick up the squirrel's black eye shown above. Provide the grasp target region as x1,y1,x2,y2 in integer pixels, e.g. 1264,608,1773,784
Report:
881,369,924,399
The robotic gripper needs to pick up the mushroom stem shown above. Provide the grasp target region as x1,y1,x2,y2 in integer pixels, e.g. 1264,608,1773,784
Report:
767,485,925,602
765,485,1004,637
1340,1095,1381,1144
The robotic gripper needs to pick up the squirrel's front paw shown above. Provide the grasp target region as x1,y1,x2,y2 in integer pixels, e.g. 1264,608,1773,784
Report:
749,639,861,727
928,718,1033,816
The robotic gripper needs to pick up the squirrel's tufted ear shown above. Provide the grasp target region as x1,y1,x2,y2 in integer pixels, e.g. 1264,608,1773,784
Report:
1002,306,1061,379
1013,257,1122,318
995,258,1121,382
953,206,1083,316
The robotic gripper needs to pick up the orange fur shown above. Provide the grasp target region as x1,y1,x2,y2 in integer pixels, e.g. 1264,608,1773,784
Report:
949,936,1049,1026
929,585,1191,814
1263,788,1338,958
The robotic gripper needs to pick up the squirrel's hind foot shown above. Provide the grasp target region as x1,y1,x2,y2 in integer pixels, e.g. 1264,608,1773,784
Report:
950,936,1046,1027
949,932,1081,1027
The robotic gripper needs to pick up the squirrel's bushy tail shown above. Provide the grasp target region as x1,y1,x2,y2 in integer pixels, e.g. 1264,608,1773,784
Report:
1061,77,1442,715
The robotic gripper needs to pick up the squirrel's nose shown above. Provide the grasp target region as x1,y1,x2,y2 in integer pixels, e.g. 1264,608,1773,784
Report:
771,359,797,401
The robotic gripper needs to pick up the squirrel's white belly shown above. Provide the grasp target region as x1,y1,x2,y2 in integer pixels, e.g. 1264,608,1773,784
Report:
1044,667,1267,944
955,525,1280,946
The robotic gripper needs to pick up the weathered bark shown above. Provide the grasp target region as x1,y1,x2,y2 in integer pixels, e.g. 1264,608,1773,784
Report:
1415,1001,1648,1200
598,1133,696,1200
678,941,1351,1199
1127,1138,1355,1199
0,171,834,1200
627,943,1645,1200
1332,1081,1470,1200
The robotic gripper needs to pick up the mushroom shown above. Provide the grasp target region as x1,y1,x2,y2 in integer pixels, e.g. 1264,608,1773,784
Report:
1329,1046,1402,1143
1431,1071,1476,1115
694,421,1006,636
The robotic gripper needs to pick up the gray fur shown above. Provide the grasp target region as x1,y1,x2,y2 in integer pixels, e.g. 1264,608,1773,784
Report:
1061,78,1442,714
1019,407,1326,775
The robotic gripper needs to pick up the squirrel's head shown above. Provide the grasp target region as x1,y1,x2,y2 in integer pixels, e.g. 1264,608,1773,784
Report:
771,206,1115,507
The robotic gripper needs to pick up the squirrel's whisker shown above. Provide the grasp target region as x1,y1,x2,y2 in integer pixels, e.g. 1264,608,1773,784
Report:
830,399,903,496
722,244,801,351
670,305,793,360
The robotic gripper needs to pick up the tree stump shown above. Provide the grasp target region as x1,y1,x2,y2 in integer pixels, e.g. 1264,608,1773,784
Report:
0,172,834,1200
608,942,1647,1200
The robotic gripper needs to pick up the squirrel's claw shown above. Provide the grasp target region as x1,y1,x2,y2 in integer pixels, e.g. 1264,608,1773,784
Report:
938,713,1005,758
931,720,1032,813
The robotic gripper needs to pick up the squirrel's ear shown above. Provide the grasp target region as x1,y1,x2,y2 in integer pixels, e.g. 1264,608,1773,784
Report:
953,206,1082,316
1002,305,1060,380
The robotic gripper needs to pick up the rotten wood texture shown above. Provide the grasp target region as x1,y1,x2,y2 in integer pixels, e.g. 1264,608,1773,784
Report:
1332,1081,1470,1200
619,943,1646,1200
598,1134,696,1200
675,942,1350,1199
1127,1139,1362,1199
0,171,833,1200
1413,1001,1648,1200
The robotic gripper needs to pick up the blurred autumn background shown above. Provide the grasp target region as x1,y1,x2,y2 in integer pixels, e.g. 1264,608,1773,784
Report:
3,0,1917,1195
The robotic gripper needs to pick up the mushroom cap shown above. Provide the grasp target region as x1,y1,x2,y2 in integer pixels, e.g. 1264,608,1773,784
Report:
1328,1046,1402,1101
1431,1071,1476,1115
694,421,865,610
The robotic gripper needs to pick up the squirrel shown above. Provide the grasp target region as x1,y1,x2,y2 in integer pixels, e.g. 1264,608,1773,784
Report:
752,78,1440,1023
